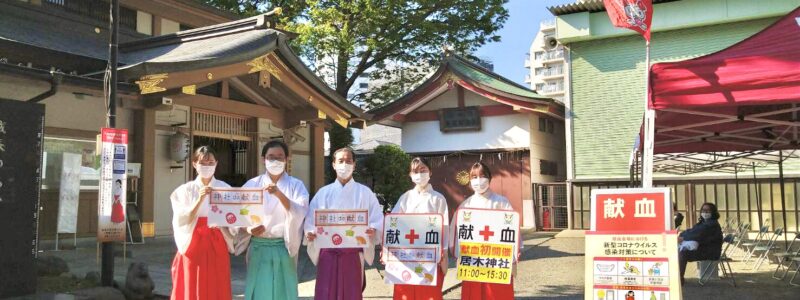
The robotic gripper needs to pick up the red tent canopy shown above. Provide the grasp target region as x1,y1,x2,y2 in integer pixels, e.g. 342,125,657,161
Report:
649,6,800,154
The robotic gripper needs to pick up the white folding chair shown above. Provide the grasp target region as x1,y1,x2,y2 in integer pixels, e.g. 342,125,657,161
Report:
772,232,800,280
699,233,737,287
750,228,783,270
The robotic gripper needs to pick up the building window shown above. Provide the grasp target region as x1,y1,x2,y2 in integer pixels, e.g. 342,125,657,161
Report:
41,137,100,190
539,117,554,134
540,160,557,176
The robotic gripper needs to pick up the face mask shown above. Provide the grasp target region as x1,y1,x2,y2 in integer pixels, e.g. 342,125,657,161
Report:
411,172,430,187
334,163,354,179
196,164,216,179
265,160,285,176
470,177,489,194
701,212,712,220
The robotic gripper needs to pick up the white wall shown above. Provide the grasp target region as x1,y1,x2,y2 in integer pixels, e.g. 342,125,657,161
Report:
402,114,531,153
529,115,566,183
160,18,180,35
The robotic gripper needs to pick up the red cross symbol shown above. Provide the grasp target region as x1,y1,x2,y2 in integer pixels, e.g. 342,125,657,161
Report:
479,225,495,241
405,229,420,244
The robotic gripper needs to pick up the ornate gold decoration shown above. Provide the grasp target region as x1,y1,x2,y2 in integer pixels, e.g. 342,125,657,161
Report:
181,85,196,95
206,72,214,80
246,55,282,80
317,110,327,119
135,73,168,94
456,170,470,186
259,71,271,88
335,116,349,128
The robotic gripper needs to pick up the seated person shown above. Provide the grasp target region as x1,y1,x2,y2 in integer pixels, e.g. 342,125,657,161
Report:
678,202,723,284
673,202,684,229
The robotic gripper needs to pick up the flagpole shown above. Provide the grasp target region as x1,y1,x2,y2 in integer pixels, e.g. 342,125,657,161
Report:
642,40,654,188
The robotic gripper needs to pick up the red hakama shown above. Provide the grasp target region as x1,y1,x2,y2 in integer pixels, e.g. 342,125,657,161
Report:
170,217,231,300
393,266,445,300
460,280,514,300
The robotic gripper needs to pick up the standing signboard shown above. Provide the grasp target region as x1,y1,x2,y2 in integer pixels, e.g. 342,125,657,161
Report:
585,188,682,300
56,153,81,234
454,208,520,285
382,213,443,286
313,209,370,248
97,128,127,242
0,99,45,297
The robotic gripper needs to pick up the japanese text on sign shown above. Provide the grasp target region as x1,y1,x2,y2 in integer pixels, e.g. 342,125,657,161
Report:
207,188,265,227
454,209,519,284
382,214,443,286
314,209,370,249
97,128,127,242
591,188,672,232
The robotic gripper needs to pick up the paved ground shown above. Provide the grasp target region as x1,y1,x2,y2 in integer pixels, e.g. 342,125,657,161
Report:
31,231,800,299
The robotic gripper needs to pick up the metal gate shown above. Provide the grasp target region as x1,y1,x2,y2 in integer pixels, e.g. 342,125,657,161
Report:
533,182,568,230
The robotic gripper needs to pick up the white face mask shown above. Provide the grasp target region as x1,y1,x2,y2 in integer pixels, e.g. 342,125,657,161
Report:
265,159,285,176
470,177,490,194
196,164,216,179
701,212,712,220
411,172,430,187
334,163,354,179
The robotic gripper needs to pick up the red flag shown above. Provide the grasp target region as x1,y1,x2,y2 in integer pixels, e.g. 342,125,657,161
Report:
603,0,654,41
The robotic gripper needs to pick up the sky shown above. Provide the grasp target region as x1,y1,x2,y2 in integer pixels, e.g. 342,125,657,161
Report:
474,0,575,87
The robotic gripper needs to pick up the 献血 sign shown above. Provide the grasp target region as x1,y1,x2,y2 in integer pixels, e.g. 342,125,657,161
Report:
454,208,519,284
591,188,672,232
382,213,443,286
313,209,370,248
207,188,265,227
97,128,128,242
585,188,681,300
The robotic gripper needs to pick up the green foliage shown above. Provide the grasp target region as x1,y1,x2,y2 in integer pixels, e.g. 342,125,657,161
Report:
361,145,412,212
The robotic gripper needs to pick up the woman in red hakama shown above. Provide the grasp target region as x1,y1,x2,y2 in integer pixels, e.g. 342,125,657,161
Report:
390,157,449,300
110,179,125,223
169,146,234,300
452,162,517,300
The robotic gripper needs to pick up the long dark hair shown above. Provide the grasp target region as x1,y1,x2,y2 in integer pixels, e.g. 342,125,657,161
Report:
700,202,720,220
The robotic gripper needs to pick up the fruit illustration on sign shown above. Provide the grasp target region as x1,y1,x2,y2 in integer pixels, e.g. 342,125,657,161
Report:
423,273,434,283
414,265,423,274
250,215,261,224
225,212,237,224
332,234,343,245
345,229,355,237
240,207,249,215
355,236,367,245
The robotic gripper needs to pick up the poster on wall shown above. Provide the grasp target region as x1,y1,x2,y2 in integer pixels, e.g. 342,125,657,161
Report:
0,99,45,297
454,208,520,285
57,153,81,234
585,188,681,300
313,209,370,249
207,188,265,227
382,213,443,286
97,128,127,242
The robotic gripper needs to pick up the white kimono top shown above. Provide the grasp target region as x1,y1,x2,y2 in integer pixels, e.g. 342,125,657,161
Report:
304,179,384,265
241,173,309,257
170,177,236,255
392,184,450,275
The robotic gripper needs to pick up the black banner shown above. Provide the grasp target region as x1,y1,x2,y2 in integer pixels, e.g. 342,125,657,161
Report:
0,99,45,297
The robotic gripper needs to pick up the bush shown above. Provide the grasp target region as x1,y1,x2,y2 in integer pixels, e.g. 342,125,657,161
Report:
360,145,412,212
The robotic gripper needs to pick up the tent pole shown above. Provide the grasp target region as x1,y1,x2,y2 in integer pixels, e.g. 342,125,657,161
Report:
753,162,763,229
779,151,788,245
734,165,740,227
642,41,654,188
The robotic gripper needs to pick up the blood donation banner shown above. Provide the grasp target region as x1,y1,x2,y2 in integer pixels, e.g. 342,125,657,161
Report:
313,209,370,248
207,187,265,227
454,208,520,284
382,213,443,286
97,128,127,242
585,188,682,300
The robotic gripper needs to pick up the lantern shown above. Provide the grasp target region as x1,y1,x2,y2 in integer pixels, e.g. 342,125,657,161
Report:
168,131,190,162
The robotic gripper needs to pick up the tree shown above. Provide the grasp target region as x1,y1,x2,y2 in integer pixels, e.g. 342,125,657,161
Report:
202,0,509,156
359,145,412,212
